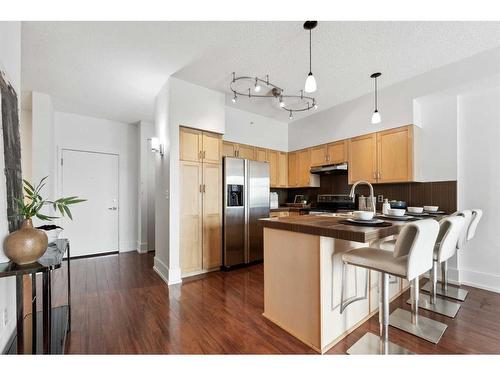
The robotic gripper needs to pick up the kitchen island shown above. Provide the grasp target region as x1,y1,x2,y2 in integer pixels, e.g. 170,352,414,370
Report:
259,214,410,353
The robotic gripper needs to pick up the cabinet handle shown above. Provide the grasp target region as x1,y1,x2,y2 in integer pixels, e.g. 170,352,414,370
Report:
199,151,202,160
203,184,206,193
200,184,203,193
203,150,206,159
373,171,377,180
378,171,381,179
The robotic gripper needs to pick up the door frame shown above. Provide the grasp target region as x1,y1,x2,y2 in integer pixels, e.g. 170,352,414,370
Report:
56,146,121,253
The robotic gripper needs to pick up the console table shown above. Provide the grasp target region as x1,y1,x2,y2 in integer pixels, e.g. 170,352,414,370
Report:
0,239,71,354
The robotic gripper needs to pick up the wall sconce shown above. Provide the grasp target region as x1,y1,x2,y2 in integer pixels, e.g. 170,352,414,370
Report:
149,137,164,156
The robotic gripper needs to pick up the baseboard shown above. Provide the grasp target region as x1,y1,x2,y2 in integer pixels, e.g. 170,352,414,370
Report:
153,257,182,286
136,241,148,254
459,269,500,293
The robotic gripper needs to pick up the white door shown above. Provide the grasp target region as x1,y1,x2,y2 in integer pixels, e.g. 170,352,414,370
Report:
61,149,119,257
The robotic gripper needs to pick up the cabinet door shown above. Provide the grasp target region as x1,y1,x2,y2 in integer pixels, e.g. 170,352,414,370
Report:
348,134,377,184
267,150,279,187
377,126,413,183
180,127,201,162
222,141,237,157
237,144,255,160
310,145,327,167
202,132,221,164
297,149,311,187
255,148,268,162
288,152,298,187
202,163,222,270
278,152,288,187
327,140,347,164
180,161,203,274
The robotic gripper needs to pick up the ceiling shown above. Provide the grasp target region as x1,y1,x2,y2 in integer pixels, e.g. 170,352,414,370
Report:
21,21,500,124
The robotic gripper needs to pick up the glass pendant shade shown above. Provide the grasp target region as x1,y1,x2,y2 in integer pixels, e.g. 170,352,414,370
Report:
371,110,381,124
305,72,317,93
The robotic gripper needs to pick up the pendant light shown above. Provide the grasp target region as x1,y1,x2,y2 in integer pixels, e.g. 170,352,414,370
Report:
304,21,318,93
370,72,382,124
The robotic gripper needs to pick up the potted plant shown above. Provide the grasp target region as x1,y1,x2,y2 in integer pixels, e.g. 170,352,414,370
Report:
4,176,85,264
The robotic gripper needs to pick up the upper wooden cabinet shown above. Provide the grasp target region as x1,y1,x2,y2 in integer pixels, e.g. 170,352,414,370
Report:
348,125,415,184
222,141,255,160
238,144,256,160
222,141,238,158
288,152,298,187
255,148,268,162
310,145,328,167
180,127,221,164
348,133,377,184
377,126,413,183
278,152,288,188
268,150,279,187
326,140,347,164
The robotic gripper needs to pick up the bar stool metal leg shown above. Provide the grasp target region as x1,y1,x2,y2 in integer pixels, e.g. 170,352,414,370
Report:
347,272,412,355
390,277,448,344
421,260,469,301
407,261,461,318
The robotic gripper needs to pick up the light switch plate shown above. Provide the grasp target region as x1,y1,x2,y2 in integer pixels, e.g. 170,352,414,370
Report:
378,195,384,203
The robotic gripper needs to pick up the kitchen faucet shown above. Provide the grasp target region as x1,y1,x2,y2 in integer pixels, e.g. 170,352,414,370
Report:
349,180,376,214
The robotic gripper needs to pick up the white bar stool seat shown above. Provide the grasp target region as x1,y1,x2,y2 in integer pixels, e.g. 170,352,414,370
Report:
341,219,440,354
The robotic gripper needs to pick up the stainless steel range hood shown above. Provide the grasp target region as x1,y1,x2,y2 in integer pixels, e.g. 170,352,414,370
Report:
310,162,348,174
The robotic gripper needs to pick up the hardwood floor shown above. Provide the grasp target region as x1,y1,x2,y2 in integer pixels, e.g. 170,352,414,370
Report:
48,252,500,354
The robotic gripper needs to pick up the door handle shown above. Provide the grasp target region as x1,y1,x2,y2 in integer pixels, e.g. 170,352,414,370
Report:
108,207,118,211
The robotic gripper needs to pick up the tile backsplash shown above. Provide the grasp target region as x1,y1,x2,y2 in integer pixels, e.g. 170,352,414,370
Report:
281,171,457,214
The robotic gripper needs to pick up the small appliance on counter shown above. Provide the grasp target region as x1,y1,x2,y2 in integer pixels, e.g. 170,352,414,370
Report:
270,192,279,209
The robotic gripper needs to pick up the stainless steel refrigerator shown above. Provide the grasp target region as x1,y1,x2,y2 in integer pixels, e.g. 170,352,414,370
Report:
223,157,270,269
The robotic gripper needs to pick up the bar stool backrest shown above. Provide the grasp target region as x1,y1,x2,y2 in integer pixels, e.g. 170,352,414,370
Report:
393,219,440,280
435,216,465,263
466,209,483,242
453,210,472,250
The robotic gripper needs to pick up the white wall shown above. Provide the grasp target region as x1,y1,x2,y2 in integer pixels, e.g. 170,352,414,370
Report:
20,110,32,181
457,81,500,292
0,20,20,352
137,121,155,253
225,107,288,151
154,77,225,285
54,111,139,252
32,91,56,204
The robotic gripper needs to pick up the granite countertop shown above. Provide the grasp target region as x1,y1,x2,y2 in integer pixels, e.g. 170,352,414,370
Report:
259,214,406,243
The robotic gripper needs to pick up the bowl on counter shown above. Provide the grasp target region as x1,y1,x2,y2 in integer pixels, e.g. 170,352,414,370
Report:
352,211,375,221
407,207,424,214
387,208,406,217
424,205,439,212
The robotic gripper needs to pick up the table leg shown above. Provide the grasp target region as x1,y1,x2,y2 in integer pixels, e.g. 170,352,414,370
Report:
16,275,24,354
31,274,37,354
42,271,52,354
67,243,71,332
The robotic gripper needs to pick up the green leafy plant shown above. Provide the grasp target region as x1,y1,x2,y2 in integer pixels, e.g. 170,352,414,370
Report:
14,176,86,221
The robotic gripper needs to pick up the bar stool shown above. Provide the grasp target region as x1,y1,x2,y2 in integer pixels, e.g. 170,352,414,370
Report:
341,219,439,354
406,216,465,318
422,209,482,301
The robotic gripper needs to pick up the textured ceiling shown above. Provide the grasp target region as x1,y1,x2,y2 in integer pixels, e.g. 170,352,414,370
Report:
21,21,500,123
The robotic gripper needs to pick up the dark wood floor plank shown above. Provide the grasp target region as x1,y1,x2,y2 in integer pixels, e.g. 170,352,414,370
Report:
47,251,500,354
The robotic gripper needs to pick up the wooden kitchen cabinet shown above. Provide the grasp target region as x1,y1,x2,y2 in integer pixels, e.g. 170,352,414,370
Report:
255,148,268,162
268,149,279,187
180,127,221,163
310,145,328,167
288,151,298,187
180,127,202,162
238,144,256,160
202,132,222,164
278,152,288,187
326,140,347,164
297,149,312,187
377,126,413,183
348,133,377,184
202,163,222,270
180,161,203,274
222,141,238,157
